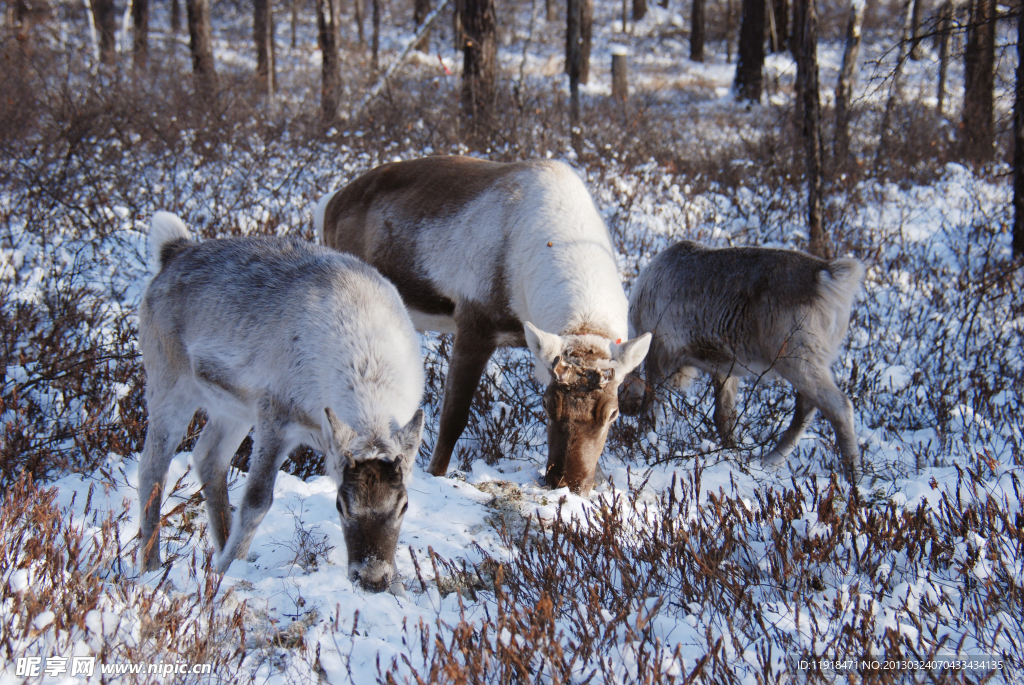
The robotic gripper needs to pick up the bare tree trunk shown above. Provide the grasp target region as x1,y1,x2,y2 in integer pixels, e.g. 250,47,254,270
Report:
734,0,765,101
834,0,863,164
908,0,925,59
255,0,276,94
725,0,736,62
91,0,117,64
794,0,825,256
171,0,181,33
789,0,804,118
1016,4,1024,257
132,0,149,68
459,0,496,143
372,0,380,68
875,0,914,170
633,0,646,21
580,0,592,84
186,0,217,94
567,0,582,151
962,0,995,163
354,0,365,44
936,0,952,114
546,0,557,22
291,0,299,48
317,0,341,121
770,0,786,50
691,0,705,61
414,0,431,51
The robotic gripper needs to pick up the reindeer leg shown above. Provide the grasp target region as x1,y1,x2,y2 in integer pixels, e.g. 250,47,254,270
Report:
762,392,817,470
795,371,861,484
712,375,740,449
191,415,251,553
217,398,291,572
426,313,497,477
138,392,195,572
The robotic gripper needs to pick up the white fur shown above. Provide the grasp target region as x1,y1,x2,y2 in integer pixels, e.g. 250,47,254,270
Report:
148,211,190,272
138,216,424,573
386,162,629,340
314,191,334,244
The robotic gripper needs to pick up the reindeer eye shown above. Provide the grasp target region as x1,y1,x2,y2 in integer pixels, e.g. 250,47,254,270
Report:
401,502,409,515
336,494,349,518
609,408,620,423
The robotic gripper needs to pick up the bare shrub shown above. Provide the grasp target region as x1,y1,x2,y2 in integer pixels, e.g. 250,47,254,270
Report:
385,464,1023,682
0,475,250,683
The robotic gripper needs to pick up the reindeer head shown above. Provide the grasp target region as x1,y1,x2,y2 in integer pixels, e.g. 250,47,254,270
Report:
322,407,424,593
524,323,651,496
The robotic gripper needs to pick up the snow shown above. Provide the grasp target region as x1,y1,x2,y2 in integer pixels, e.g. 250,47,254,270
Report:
2,0,1022,681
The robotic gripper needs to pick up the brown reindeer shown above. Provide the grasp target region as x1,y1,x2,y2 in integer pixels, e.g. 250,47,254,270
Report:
316,156,650,495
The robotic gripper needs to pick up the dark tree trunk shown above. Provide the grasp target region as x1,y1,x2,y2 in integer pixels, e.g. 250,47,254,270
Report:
691,0,705,61
794,0,824,256
936,0,952,114
372,0,380,70
962,0,995,163
734,0,766,101
91,0,117,65
725,0,736,61
460,0,496,142
186,0,218,94
354,0,365,44
414,0,431,51
834,0,863,164
317,0,342,121
291,0,299,48
255,0,276,94
567,0,582,150
580,0,593,84
769,0,786,50
875,0,913,171
908,0,925,60
171,0,181,33
633,0,646,21
1015,7,1024,257
132,0,149,68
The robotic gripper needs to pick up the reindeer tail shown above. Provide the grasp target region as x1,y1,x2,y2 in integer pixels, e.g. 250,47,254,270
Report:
819,258,865,314
313,191,335,244
148,212,192,273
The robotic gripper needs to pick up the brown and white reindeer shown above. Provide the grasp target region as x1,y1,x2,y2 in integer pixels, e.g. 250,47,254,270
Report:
138,212,424,591
622,241,865,483
316,156,651,496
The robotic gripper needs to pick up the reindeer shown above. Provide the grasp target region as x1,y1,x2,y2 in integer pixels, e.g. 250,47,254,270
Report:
623,241,865,483
316,156,651,496
138,212,424,591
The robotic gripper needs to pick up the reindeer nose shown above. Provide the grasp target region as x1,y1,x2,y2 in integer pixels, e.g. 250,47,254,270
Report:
350,564,391,593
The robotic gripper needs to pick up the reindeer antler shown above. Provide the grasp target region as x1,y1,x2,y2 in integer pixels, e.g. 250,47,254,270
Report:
551,356,615,390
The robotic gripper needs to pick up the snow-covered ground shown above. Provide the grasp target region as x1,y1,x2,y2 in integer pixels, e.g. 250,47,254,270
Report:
2,0,1023,681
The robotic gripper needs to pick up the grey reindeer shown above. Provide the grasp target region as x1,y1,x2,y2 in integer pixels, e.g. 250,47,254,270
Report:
623,241,865,483
138,212,424,591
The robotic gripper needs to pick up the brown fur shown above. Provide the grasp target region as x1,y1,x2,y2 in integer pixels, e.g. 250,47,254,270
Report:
319,157,645,495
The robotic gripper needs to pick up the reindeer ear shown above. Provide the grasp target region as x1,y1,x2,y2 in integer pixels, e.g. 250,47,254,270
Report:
392,409,424,482
525,322,565,385
611,333,652,377
323,408,357,468
394,409,425,454
524,322,564,366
